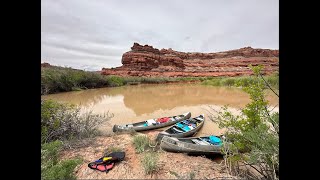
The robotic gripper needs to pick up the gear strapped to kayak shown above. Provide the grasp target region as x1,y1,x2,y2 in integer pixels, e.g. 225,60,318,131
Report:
88,152,125,173
156,117,170,123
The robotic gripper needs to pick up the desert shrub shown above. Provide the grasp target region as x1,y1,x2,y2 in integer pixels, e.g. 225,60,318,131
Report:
105,76,125,86
220,78,236,86
141,152,159,175
41,140,82,180
264,73,279,89
140,77,172,83
210,65,279,180
133,135,150,153
41,99,113,143
42,158,81,180
41,66,214,95
79,71,106,88
202,72,278,90
41,140,63,168
202,78,222,86
41,67,108,94
234,76,255,87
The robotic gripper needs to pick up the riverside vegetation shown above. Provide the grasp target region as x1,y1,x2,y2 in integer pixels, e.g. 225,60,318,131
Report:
41,99,113,180
209,65,279,180
133,135,160,175
202,72,278,89
41,66,208,95
41,99,161,179
41,65,278,95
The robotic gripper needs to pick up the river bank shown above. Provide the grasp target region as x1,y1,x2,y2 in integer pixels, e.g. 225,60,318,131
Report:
60,132,233,179
41,99,235,179
41,65,209,95
41,65,278,95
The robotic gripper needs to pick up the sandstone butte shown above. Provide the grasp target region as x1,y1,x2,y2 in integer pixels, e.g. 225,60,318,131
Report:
101,42,279,77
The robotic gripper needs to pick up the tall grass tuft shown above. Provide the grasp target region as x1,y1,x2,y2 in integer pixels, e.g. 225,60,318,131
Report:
141,152,159,175
133,135,150,153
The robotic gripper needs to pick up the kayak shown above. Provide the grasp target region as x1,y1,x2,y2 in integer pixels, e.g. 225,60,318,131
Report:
159,135,224,155
112,112,191,132
156,114,205,141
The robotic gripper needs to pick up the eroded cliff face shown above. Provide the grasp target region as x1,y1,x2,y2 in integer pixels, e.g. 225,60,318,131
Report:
101,43,279,77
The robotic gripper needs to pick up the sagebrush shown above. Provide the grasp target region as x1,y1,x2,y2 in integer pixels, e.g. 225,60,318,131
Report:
41,99,113,143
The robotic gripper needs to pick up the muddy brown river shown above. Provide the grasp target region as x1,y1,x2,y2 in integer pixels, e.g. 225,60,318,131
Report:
42,83,278,137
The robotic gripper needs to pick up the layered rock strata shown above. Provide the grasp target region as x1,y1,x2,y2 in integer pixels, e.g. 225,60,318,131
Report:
101,43,279,77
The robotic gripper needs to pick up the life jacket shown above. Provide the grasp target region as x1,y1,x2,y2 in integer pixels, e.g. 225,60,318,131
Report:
88,152,125,173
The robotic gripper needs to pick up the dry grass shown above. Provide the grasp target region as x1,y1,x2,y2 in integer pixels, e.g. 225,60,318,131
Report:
141,152,159,175
133,135,150,153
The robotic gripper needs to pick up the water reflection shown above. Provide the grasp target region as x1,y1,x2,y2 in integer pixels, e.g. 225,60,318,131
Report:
42,83,278,136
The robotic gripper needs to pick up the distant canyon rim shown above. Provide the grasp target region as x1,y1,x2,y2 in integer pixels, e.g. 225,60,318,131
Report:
101,42,279,77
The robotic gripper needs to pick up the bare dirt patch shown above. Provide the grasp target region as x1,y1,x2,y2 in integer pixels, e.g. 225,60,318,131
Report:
60,133,233,179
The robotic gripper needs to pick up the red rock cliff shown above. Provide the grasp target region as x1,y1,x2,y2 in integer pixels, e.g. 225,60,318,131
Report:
41,62,52,68
101,43,279,77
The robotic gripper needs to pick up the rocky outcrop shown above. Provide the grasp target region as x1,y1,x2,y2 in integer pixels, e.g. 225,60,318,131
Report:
41,62,52,68
101,43,279,77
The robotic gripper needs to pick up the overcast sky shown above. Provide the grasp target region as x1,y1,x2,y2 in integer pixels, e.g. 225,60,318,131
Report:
41,0,279,71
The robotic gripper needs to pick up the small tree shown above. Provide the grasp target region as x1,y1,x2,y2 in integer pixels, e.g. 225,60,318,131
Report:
211,65,279,180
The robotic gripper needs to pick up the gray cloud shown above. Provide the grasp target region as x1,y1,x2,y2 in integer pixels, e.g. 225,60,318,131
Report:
41,0,279,70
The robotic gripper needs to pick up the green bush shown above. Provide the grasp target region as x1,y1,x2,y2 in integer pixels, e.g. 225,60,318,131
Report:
41,67,107,94
105,76,125,86
175,77,209,82
265,73,279,89
41,140,81,180
79,71,106,88
235,76,255,87
211,66,279,179
133,135,150,153
42,159,81,180
202,78,222,86
220,78,236,86
202,72,278,90
141,152,159,175
41,66,214,95
110,76,207,86
41,99,112,143
41,140,63,167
